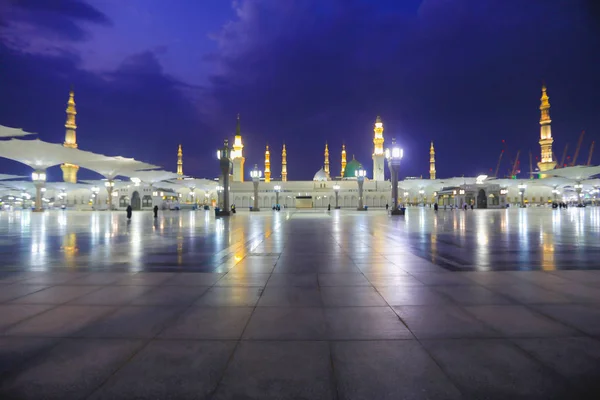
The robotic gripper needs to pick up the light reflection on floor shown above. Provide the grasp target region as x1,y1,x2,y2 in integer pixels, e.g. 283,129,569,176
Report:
0,208,599,272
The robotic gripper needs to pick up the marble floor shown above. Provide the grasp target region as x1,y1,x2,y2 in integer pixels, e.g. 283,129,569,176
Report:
0,208,599,399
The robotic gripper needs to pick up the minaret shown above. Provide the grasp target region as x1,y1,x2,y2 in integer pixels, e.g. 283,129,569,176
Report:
429,141,436,180
264,145,271,183
372,115,385,181
341,144,347,176
324,142,330,180
177,144,183,179
282,144,287,182
60,89,80,183
537,85,557,172
232,114,245,182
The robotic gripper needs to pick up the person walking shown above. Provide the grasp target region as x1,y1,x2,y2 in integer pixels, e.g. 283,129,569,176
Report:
153,205,158,218
126,205,132,220
385,203,389,211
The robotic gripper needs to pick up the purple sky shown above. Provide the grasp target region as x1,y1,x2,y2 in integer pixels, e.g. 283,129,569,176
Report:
1,0,599,181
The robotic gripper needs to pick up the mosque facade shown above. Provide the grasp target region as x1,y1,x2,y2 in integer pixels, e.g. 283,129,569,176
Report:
1,85,597,212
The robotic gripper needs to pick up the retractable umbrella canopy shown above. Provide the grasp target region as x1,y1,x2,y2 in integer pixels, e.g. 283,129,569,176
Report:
0,139,106,170
548,165,600,181
126,170,180,184
78,156,160,180
0,125,36,138
0,173,26,181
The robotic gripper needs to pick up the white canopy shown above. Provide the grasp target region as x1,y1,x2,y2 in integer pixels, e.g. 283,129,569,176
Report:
0,173,26,181
174,178,217,191
0,139,105,170
46,182,92,192
127,170,180,184
0,125,36,138
78,156,160,180
547,165,600,181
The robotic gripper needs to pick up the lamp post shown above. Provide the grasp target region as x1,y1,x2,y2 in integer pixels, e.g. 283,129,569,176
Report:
216,185,224,208
250,164,262,211
355,167,366,211
419,189,425,205
518,183,526,208
333,184,340,209
574,183,583,206
91,186,99,208
104,180,115,209
217,139,232,216
385,140,404,215
31,170,47,212
552,188,560,204
274,185,281,208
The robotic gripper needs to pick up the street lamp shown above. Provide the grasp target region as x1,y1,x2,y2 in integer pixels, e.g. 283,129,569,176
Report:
217,139,232,216
355,167,367,211
385,139,404,215
104,180,115,209
91,186,100,207
574,183,583,206
274,185,281,209
333,184,341,209
250,164,262,211
216,185,224,208
518,183,527,208
31,170,47,212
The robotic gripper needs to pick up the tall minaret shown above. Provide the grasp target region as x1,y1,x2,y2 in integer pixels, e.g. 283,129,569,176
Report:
372,115,385,181
429,141,436,180
324,142,330,179
177,144,183,179
61,88,79,183
341,144,347,176
264,145,271,183
282,144,287,182
537,85,557,172
232,114,245,182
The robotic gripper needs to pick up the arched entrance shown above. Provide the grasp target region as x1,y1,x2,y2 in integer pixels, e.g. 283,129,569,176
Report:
131,191,141,210
477,189,487,209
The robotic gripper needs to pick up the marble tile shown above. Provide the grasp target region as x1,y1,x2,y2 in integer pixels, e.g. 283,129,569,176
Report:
0,304,55,331
69,286,152,305
321,286,387,307
377,286,448,306
11,285,102,305
0,338,144,400
131,286,209,305
257,287,323,307
0,285,49,303
243,307,327,340
212,341,334,400
422,339,571,399
80,306,183,338
264,273,318,287
325,307,412,340
166,272,225,286
195,287,263,307
88,340,235,400
318,273,371,286
0,337,59,375
433,285,513,305
332,341,462,400
394,305,497,339
531,304,600,335
159,307,253,339
465,305,578,337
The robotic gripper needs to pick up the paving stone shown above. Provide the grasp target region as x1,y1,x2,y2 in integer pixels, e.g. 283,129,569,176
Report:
325,307,412,340
159,307,253,339
212,341,334,400
332,340,462,400
243,307,327,340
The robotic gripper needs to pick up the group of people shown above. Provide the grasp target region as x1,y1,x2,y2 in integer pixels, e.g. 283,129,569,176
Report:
126,205,159,220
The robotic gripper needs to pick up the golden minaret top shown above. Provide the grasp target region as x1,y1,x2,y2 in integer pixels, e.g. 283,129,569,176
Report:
537,84,556,172
341,144,347,176
265,145,271,183
64,89,77,148
429,141,436,180
177,144,183,179
282,143,287,182
373,115,384,155
324,142,330,179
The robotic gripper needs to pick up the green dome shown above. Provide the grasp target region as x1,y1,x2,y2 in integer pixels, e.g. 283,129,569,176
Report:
343,158,364,178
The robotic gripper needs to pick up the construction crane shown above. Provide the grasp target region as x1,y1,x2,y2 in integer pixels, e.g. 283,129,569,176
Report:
494,150,504,178
587,141,595,166
559,144,569,168
529,151,534,179
571,130,585,166
511,150,521,177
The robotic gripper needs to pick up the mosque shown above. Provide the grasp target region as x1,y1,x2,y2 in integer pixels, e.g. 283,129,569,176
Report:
0,86,599,211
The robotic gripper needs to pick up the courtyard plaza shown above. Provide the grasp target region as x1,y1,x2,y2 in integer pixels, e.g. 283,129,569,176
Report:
0,208,599,399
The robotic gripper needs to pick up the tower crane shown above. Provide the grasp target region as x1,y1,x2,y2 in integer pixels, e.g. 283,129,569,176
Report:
587,141,595,166
494,150,504,178
571,130,585,166
511,150,521,177
559,144,569,168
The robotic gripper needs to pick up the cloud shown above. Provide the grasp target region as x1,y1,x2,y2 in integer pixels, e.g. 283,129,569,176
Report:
0,0,112,54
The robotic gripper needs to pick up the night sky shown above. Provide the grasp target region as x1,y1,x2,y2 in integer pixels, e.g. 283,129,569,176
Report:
1,0,599,181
